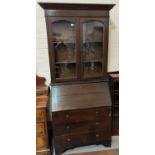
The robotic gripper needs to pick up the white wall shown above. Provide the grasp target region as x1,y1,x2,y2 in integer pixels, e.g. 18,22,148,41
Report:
36,0,119,84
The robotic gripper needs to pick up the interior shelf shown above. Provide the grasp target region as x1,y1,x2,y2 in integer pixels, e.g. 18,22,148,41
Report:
53,42,75,44
83,41,103,44
55,61,76,64
84,73,102,78
84,60,103,63
56,76,76,80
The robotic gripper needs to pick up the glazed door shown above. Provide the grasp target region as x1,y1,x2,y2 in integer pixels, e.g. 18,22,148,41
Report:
47,17,80,82
80,18,108,79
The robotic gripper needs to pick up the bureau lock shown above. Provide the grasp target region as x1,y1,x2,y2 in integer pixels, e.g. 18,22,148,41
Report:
65,114,69,119
96,111,100,116
95,122,100,126
96,134,100,138
66,125,70,130
109,112,111,117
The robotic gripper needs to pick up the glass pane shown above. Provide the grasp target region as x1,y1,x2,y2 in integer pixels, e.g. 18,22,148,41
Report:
52,20,76,79
82,21,104,78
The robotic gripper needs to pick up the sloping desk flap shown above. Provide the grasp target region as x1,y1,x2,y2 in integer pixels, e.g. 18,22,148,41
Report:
51,82,111,112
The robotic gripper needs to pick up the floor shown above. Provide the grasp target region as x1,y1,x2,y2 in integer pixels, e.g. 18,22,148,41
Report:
53,136,119,155
68,149,119,155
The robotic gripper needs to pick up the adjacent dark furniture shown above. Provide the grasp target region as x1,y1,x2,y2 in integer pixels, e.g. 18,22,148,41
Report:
109,72,119,135
38,3,115,155
36,76,52,155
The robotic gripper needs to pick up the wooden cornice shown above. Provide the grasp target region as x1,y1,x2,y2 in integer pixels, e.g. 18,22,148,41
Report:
38,2,115,11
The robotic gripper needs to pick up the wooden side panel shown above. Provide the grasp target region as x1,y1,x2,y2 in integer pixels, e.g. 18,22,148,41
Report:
37,152,51,155
36,123,46,136
36,136,47,149
109,72,119,135
36,109,46,122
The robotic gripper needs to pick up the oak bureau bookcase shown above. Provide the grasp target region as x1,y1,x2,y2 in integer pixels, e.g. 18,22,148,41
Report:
38,3,115,155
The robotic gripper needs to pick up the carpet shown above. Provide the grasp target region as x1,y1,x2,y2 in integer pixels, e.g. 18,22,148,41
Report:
68,149,119,155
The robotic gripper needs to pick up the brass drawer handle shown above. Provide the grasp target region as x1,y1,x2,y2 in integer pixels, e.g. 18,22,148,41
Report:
67,138,71,142
95,122,100,126
109,111,111,117
96,111,100,116
96,134,100,138
66,125,70,130
65,114,70,119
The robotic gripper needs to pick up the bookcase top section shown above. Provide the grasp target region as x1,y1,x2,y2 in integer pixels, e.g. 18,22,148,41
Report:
38,2,115,11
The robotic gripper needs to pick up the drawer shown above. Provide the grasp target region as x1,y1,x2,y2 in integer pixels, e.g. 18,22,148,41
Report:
36,153,50,155
112,110,119,117
36,109,46,122
36,123,46,136
114,81,119,90
53,107,111,124
112,116,119,130
113,95,119,102
53,120,111,136
54,130,111,151
36,151,51,155
36,136,47,149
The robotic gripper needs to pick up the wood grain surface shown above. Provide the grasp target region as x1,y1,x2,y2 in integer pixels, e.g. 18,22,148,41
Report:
51,82,112,112
68,149,119,155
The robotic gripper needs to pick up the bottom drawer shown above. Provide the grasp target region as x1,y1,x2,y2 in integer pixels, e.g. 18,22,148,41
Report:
54,130,111,153
36,152,51,155
36,136,47,149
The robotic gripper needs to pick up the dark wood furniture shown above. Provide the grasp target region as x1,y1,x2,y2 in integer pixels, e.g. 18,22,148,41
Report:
39,3,115,84
109,72,119,135
51,82,112,154
38,3,115,155
36,76,52,155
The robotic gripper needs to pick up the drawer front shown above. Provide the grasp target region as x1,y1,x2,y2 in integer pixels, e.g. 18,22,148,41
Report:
36,136,47,149
53,120,111,136
54,130,111,150
36,152,51,155
53,107,111,124
36,109,46,122
112,116,119,130
36,123,46,136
